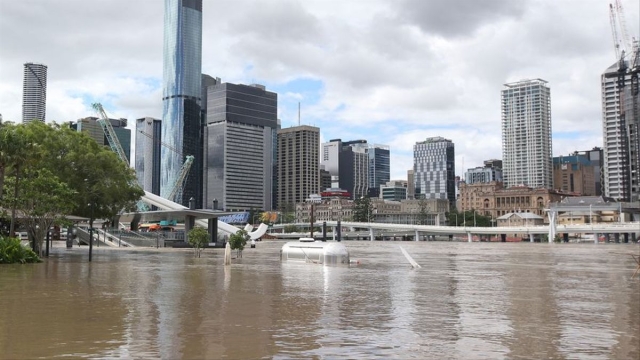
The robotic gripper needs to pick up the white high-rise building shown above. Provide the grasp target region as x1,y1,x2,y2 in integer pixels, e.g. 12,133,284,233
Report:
501,79,552,189
601,53,640,202
22,63,47,123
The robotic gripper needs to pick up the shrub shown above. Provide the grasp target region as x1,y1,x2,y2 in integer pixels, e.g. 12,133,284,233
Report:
188,227,209,258
0,236,41,264
229,229,248,258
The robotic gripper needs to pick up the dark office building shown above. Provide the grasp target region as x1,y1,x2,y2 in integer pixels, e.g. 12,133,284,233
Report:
203,82,278,211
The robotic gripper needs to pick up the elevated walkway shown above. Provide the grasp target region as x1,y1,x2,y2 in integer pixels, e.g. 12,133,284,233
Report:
140,191,268,240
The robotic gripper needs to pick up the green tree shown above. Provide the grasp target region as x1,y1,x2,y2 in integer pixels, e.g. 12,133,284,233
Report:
188,227,209,258
353,196,373,222
283,224,299,233
229,229,248,258
279,202,296,224
0,122,144,250
4,168,75,256
417,198,430,225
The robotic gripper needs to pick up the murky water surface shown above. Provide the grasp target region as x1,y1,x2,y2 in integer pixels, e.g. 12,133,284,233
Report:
1,241,639,359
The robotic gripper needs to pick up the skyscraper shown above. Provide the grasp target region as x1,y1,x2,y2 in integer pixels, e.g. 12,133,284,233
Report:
161,0,202,206
602,54,640,202
22,63,47,123
320,139,369,200
135,117,162,196
413,136,455,207
501,79,552,189
367,144,390,198
203,82,278,211
277,125,320,208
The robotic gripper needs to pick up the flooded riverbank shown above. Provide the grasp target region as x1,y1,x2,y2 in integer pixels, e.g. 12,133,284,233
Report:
1,241,638,359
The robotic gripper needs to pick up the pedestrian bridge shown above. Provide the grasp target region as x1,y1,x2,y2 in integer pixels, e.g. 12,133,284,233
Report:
274,221,640,243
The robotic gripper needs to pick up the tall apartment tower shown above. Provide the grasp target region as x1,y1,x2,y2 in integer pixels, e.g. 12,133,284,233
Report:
203,82,278,211
602,54,640,202
413,136,455,207
161,0,203,206
277,126,320,209
135,117,162,195
501,79,553,189
22,63,47,123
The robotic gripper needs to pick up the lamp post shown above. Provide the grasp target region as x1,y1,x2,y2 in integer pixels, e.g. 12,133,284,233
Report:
89,201,95,262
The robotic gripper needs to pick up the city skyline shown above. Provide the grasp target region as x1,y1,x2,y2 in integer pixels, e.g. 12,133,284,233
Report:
0,0,639,180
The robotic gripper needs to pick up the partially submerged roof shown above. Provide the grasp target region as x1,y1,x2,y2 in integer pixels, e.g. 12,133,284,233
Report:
497,212,544,220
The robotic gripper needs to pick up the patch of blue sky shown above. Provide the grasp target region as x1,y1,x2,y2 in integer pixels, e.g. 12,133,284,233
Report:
553,131,590,139
68,92,119,114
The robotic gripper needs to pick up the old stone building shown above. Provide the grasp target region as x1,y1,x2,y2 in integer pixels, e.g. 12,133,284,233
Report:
459,181,572,223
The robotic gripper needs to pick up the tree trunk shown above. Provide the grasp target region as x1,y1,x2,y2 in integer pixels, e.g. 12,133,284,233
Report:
0,164,5,201
9,163,20,237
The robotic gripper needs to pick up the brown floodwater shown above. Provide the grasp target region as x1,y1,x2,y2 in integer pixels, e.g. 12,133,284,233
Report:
1,240,639,359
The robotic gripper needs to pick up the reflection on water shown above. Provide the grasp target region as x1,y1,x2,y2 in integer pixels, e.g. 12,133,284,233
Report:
0,242,638,359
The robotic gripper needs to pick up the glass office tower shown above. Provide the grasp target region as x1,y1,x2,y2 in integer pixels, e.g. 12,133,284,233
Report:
161,0,203,206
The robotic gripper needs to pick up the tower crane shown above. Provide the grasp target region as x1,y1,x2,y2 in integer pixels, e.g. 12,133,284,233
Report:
92,103,148,211
609,4,622,60
92,103,129,164
137,129,194,204
607,1,640,202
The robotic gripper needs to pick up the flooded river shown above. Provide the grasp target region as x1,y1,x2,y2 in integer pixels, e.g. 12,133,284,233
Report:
1,241,639,359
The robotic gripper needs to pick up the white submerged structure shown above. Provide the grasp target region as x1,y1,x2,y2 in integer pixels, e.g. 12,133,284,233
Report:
281,238,350,265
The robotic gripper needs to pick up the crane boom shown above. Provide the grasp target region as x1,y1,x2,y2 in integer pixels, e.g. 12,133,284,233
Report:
614,0,633,53
138,129,194,203
610,4,622,59
166,155,194,203
137,129,183,156
92,103,129,164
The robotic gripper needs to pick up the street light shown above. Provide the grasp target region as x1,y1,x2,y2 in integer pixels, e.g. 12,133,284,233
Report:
88,201,95,262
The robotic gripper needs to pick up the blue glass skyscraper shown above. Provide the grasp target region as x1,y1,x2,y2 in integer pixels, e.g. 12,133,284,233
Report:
161,0,202,206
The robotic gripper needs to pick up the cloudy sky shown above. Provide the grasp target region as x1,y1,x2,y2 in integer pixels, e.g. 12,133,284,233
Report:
1,0,638,180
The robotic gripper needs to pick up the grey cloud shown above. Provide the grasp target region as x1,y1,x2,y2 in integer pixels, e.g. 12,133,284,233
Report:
396,0,527,37
218,0,323,43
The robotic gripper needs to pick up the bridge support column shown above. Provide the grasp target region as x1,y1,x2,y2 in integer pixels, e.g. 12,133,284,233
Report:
415,230,419,241
529,233,534,243
467,232,472,243
370,227,374,241
632,233,637,243
563,233,569,243
623,233,629,243
332,227,336,241
594,233,598,244
548,211,557,243
605,233,610,242
614,233,620,243
501,234,506,242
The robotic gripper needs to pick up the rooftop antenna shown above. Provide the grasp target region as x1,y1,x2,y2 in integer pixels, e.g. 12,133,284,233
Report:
298,102,301,126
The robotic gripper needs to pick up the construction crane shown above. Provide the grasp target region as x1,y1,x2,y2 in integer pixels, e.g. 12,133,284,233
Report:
137,129,194,203
92,103,129,164
91,103,149,211
609,4,622,59
607,1,640,202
